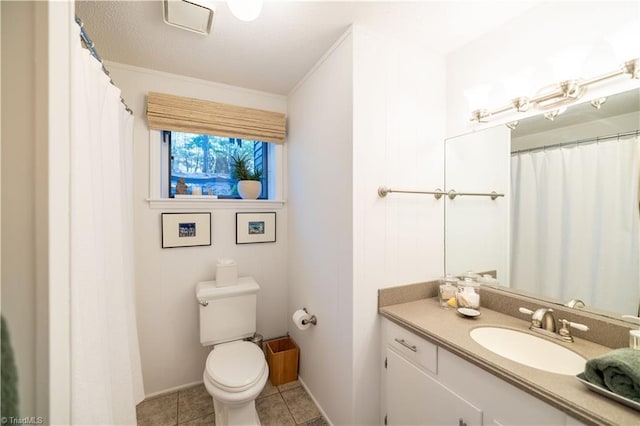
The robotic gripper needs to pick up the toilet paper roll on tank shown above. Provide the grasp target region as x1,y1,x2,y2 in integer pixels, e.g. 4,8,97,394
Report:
292,309,312,330
216,258,238,287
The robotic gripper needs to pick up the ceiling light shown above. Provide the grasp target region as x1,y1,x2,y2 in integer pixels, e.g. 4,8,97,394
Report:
227,0,263,22
163,0,215,35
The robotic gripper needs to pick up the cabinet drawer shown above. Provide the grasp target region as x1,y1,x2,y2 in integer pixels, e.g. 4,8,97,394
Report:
383,318,437,374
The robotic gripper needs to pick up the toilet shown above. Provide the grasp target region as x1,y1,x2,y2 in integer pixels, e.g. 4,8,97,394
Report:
197,276,268,426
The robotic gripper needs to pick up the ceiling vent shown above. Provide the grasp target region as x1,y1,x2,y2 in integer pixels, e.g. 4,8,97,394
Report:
163,0,215,35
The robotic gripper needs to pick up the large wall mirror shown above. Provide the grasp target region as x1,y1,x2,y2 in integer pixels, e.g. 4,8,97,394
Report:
445,87,640,321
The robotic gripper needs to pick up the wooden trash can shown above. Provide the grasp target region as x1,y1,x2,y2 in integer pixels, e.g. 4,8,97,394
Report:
266,337,299,386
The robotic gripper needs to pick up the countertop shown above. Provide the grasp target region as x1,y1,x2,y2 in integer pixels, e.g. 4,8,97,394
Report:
379,297,640,425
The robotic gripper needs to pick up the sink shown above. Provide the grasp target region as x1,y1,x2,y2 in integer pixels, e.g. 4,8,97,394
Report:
469,326,586,376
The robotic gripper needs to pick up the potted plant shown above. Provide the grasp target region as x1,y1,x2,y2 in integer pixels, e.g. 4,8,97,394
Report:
231,153,263,199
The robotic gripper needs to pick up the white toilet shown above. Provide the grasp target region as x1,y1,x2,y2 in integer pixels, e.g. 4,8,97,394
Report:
197,276,268,426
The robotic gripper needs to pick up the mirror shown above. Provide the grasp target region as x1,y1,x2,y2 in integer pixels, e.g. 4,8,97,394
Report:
445,88,640,320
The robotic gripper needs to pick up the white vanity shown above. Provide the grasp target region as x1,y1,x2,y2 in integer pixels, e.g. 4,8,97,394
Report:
381,317,578,425
378,287,639,426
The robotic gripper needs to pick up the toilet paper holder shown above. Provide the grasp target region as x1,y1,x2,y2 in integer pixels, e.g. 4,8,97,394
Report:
302,307,317,326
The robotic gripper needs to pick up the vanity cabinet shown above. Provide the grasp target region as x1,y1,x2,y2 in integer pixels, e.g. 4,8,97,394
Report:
386,348,482,425
381,317,581,426
382,318,481,425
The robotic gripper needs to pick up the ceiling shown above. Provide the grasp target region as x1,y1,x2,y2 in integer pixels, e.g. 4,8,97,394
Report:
75,1,539,95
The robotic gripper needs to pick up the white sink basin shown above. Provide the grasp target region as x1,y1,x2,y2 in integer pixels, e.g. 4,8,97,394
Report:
469,326,586,376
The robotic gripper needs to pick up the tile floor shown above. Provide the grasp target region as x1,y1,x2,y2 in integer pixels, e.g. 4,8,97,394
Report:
136,379,328,426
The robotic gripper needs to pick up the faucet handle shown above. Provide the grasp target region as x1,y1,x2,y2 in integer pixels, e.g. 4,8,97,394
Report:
558,319,589,342
560,319,589,332
519,307,534,316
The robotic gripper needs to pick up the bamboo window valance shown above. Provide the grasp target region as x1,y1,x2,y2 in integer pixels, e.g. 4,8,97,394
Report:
146,92,286,144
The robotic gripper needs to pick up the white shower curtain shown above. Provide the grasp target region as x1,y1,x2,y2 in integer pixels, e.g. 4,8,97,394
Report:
70,24,145,424
510,134,640,315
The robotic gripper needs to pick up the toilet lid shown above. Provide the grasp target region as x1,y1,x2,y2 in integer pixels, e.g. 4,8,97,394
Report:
206,341,266,391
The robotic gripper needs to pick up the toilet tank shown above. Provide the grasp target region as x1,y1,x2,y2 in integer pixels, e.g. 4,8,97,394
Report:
196,276,259,346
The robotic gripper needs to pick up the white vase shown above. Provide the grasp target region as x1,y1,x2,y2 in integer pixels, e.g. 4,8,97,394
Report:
238,180,262,199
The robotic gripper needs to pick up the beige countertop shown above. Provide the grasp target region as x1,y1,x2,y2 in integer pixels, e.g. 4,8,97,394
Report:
379,297,640,426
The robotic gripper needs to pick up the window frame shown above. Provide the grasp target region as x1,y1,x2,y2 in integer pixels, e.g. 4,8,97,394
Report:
148,130,285,208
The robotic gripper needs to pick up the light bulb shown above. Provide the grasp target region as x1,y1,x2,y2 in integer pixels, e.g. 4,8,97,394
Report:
227,0,263,22
505,68,534,99
464,84,491,113
549,46,589,81
607,22,640,63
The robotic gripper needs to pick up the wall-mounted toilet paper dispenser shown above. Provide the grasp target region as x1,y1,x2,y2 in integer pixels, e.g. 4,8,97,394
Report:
292,307,317,330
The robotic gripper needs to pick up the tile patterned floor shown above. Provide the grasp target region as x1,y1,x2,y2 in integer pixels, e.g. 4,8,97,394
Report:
136,379,328,426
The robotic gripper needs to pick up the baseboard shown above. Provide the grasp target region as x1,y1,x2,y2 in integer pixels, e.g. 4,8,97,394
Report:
298,376,333,426
144,380,204,400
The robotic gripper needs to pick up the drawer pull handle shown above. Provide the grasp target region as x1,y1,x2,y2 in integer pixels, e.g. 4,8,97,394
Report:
394,338,417,352
459,419,467,426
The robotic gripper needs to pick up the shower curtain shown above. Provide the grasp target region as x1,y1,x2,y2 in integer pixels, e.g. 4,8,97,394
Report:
70,24,144,424
510,134,640,315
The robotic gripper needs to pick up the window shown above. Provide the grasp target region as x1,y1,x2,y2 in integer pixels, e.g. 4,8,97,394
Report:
147,92,285,203
162,131,270,199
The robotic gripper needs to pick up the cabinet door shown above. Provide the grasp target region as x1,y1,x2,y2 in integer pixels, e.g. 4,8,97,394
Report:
437,349,566,426
386,348,482,426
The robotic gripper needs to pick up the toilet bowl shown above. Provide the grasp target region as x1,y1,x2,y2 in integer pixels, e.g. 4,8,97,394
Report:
203,340,268,426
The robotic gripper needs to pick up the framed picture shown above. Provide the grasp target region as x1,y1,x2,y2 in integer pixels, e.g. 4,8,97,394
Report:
161,212,211,248
236,212,276,244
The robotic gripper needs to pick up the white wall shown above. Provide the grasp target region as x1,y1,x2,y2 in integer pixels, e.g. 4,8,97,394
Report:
287,25,446,425
352,27,446,424
286,30,355,425
1,1,37,416
107,63,289,396
0,1,66,419
447,1,640,137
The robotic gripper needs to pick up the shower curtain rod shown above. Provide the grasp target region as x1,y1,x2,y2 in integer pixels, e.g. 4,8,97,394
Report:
511,129,640,155
75,16,133,115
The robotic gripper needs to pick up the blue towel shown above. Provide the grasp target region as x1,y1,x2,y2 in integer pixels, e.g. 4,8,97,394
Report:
584,347,640,403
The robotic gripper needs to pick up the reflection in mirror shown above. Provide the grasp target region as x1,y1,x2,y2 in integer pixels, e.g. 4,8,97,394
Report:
445,88,640,320
445,126,510,283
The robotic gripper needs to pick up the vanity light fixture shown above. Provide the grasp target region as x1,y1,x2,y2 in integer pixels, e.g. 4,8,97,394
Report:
505,121,519,130
590,97,607,109
470,57,640,123
512,97,530,112
543,110,559,121
470,109,492,123
624,58,640,79
543,107,566,121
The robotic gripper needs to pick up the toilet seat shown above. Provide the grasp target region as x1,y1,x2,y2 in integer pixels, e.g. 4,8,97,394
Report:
205,341,267,393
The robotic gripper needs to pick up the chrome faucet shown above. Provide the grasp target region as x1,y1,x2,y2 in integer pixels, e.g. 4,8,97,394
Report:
518,307,589,343
531,308,556,332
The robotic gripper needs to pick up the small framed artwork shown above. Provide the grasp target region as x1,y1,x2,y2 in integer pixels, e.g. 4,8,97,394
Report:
236,212,276,244
161,212,211,248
